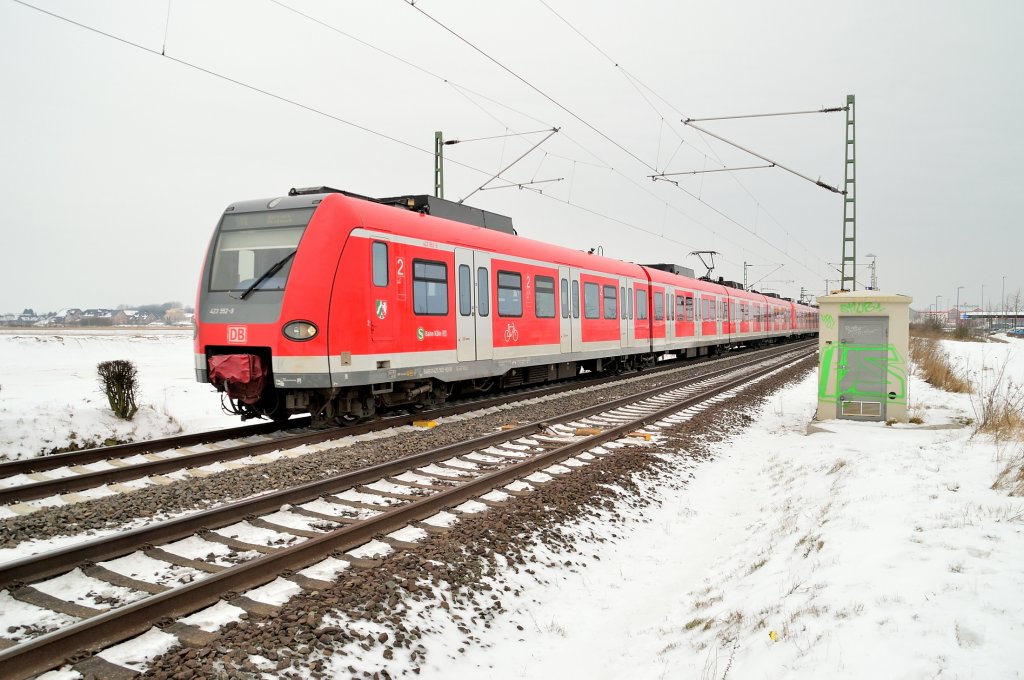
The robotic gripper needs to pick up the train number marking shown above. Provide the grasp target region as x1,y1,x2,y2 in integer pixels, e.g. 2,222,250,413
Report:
227,326,248,343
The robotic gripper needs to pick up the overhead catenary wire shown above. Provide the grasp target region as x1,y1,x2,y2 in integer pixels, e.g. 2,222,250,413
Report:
16,0,798,286
682,120,845,195
684,107,847,123
266,0,775,274
533,1,830,283
650,164,775,179
458,128,560,204
401,0,659,173
444,129,554,145
11,0,734,274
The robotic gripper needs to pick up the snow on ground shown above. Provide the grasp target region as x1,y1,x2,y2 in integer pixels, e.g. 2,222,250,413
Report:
395,336,1024,679
0,329,237,461
6,330,1024,678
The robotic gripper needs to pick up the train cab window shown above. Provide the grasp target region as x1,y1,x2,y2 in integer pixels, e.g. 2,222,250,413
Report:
628,287,633,320
572,280,580,319
560,279,570,319
458,265,472,316
497,271,523,317
620,286,626,319
536,275,556,318
636,288,648,320
653,291,664,320
412,260,448,316
603,285,617,319
372,242,388,287
477,268,489,316
584,282,600,319
210,207,316,293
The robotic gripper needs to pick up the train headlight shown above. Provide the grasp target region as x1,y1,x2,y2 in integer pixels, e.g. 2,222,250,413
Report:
283,320,318,341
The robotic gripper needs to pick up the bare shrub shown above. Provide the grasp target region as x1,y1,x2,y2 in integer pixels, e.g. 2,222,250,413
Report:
97,359,139,420
909,337,971,393
970,356,1024,441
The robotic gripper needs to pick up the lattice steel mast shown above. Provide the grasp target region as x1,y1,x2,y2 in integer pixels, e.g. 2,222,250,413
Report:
840,95,856,291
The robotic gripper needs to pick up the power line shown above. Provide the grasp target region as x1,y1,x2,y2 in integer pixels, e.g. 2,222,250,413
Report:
267,0,755,267
532,1,830,283
14,0,796,290
401,0,658,173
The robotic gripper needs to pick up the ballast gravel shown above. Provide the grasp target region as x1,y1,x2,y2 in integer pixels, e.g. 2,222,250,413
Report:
140,357,816,679
0,348,804,548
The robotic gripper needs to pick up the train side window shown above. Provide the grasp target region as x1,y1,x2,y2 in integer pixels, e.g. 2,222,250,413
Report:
653,291,664,320
584,282,600,319
560,278,569,319
497,271,523,317
723,300,730,322
572,280,580,319
458,265,472,316
636,288,648,320
675,294,685,320
372,242,388,287
412,260,448,316
628,286,633,320
603,285,617,319
668,293,674,321
477,268,490,317
620,286,626,319
685,296,694,321
535,275,556,318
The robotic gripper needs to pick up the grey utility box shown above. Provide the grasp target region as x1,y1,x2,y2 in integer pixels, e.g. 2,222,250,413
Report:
816,290,912,422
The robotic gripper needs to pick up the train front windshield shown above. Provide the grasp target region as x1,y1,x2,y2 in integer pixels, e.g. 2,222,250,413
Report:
209,208,315,293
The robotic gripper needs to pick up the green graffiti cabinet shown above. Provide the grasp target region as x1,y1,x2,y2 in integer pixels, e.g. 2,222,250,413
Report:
816,291,912,422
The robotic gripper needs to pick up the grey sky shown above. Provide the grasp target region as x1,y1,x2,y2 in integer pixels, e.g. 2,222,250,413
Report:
2,0,1021,313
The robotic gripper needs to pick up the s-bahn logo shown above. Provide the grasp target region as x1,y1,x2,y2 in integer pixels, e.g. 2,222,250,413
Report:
227,326,247,343
417,327,425,341
376,300,388,319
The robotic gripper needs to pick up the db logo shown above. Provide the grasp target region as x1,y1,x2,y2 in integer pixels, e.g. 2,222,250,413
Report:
227,326,248,343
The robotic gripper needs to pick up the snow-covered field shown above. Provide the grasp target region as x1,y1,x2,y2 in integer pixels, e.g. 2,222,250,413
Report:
0,329,235,461
3,330,1023,678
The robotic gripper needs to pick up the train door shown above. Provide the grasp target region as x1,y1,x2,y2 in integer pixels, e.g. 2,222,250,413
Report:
474,252,493,360
569,267,583,351
619,276,632,348
454,249,493,362
369,240,395,346
559,266,572,353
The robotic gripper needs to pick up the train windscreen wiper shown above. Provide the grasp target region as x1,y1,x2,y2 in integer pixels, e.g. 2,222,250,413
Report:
234,250,297,300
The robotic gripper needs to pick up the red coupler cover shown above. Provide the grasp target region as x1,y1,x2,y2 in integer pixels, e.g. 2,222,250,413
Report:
208,354,266,404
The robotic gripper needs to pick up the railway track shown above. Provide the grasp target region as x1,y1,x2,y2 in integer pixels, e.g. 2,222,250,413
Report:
0,341,815,678
0,342,811,509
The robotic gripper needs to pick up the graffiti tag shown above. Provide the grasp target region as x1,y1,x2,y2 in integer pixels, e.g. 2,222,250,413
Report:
839,302,884,314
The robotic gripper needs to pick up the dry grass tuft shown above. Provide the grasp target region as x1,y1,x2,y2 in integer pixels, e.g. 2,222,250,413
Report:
910,337,971,393
970,360,1024,441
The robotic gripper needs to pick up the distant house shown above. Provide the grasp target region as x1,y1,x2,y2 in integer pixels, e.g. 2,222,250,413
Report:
52,308,82,326
78,309,115,326
112,309,156,326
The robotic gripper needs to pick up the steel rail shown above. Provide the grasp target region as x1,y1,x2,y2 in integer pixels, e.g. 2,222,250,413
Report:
0,342,813,589
0,346,815,679
0,418,309,478
0,341,812,503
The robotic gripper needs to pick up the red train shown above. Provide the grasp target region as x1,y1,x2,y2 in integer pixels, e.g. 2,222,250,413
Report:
194,187,818,424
